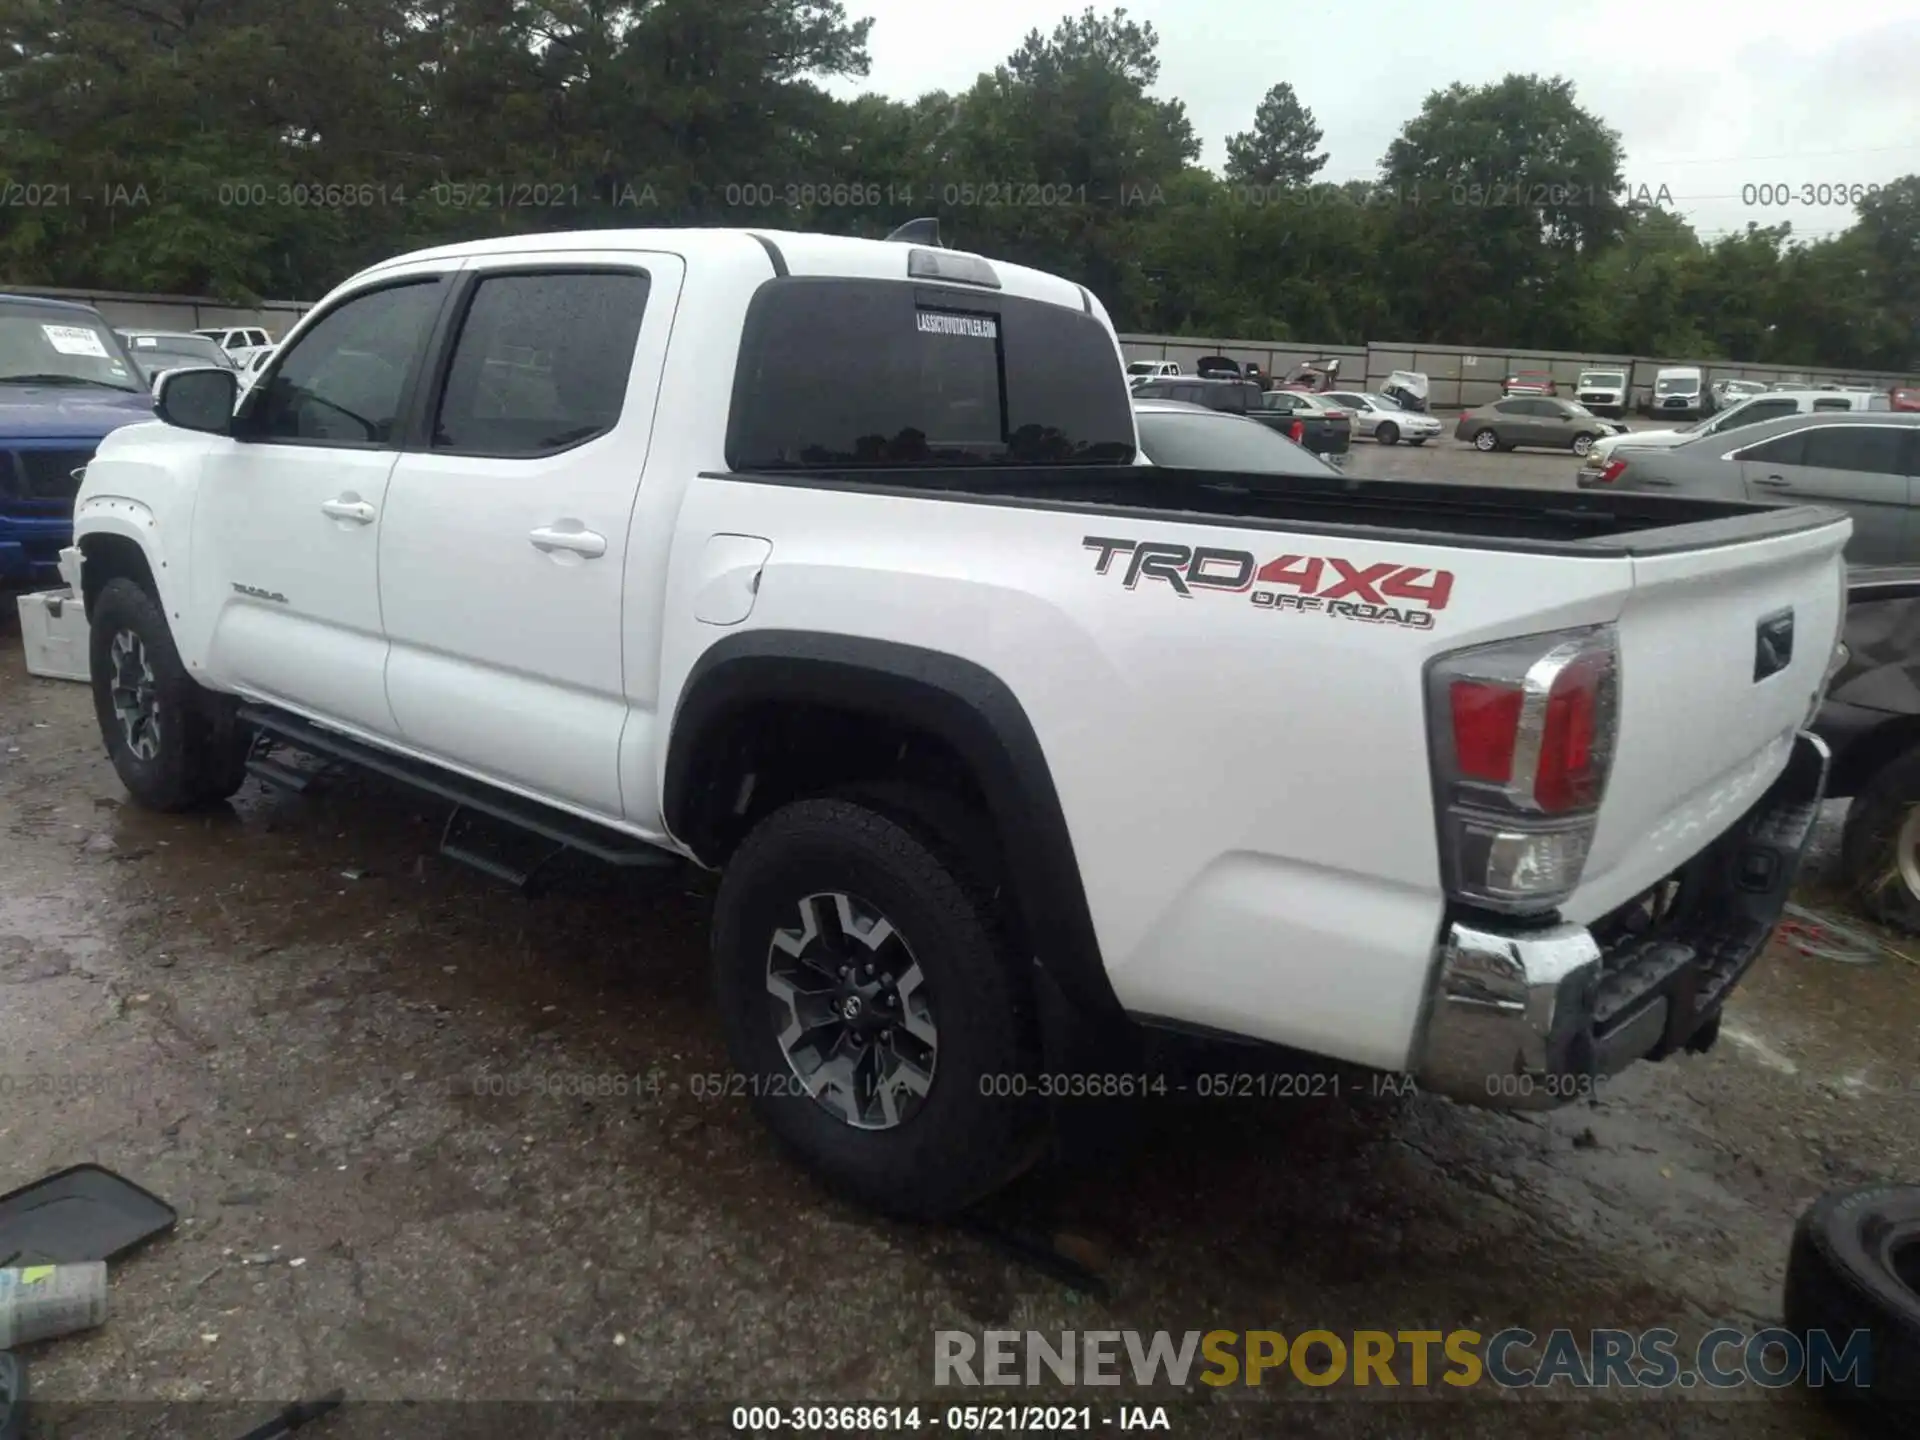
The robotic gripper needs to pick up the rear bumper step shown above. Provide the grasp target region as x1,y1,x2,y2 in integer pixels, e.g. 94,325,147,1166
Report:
1416,730,1828,1109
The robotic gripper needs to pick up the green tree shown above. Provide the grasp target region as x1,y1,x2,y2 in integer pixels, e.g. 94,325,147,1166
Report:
1223,83,1326,188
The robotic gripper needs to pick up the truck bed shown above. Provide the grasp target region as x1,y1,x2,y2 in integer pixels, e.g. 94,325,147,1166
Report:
721,465,1842,556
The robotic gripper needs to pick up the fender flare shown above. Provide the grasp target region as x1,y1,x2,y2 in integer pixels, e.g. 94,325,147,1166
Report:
664,631,1122,1021
73,498,172,609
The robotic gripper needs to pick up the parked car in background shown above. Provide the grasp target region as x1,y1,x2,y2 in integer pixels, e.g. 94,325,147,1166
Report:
192,325,275,368
1380,369,1428,412
1574,368,1631,417
1279,358,1342,393
1645,366,1707,419
1892,386,1920,412
1131,397,1340,477
1813,566,1920,933
1576,411,1920,564
1500,369,1557,398
1127,359,1181,383
237,346,277,391
117,329,238,387
1247,388,1352,463
0,293,153,587
1324,390,1442,446
1708,378,1767,412
1454,396,1628,455
1581,388,1893,476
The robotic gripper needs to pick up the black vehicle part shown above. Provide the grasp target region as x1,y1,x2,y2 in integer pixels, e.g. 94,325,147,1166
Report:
0,1352,22,1440
231,1388,346,1440
664,631,1123,1024
235,705,680,881
1839,742,1920,934
0,1165,176,1266
1783,1185,1920,1432
89,577,251,811
710,796,1046,1217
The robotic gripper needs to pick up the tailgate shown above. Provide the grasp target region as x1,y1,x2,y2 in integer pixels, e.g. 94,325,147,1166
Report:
1565,515,1847,922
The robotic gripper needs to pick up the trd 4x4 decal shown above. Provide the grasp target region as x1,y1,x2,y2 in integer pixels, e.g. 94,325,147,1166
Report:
1083,536,1452,630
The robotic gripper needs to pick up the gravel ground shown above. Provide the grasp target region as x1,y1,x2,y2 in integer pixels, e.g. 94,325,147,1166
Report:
2,453,1915,1437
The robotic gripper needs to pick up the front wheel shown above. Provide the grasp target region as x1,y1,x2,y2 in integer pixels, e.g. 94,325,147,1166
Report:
711,797,1043,1218
1375,422,1399,446
89,578,251,812
1571,432,1596,456
1472,428,1499,452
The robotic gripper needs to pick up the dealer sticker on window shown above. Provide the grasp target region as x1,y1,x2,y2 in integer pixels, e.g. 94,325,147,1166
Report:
41,324,109,358
916,311,998,340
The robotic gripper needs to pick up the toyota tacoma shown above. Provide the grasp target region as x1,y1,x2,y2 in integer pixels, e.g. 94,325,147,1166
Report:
65,225,1848,1218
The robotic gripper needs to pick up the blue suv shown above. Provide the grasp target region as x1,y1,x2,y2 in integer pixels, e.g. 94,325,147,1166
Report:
0,294,154,587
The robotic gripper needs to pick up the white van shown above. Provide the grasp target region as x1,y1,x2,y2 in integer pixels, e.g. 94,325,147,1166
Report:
1574,367,1630,417
1648,365,1706,419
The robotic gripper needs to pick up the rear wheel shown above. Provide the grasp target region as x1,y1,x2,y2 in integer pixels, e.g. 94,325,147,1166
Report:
711,797,1043,1218
1375,422,1399,446
89,578,251,812
1472,428,1500,452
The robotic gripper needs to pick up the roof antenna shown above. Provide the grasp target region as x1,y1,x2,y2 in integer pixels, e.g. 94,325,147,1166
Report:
884,217,942,247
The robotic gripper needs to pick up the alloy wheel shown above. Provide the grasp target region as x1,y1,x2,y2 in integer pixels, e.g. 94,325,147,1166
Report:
108,629,163,761
766,892,938,1130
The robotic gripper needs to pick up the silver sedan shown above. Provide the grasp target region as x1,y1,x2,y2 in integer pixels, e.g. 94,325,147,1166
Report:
1323,391,1444,446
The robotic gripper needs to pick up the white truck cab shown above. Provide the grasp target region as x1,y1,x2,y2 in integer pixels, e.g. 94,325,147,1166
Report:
66,226,1848,1218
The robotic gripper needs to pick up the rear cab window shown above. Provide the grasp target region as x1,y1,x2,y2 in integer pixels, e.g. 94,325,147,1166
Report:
726,278,1135,468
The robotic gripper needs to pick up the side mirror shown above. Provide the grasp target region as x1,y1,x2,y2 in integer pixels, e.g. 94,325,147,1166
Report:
154,366,239,435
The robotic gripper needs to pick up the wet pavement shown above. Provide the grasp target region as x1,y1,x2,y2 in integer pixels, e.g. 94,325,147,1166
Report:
2,612,1916,1438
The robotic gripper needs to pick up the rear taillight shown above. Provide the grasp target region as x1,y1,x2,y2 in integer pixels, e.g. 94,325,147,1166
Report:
1426,625,1620,914
1595,458,1628,484
1288,420,1305,443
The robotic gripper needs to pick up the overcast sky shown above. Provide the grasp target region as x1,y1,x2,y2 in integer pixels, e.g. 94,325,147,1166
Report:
825,0,1920,243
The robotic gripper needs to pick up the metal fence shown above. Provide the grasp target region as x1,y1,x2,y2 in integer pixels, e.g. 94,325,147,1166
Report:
1115,335,1918,409
6,282,1912,403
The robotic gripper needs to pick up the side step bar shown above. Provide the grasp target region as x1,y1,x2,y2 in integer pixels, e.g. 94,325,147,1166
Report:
235,705,681,876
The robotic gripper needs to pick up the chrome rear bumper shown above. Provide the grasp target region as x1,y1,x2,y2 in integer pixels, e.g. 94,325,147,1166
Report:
1415,732,1829,1109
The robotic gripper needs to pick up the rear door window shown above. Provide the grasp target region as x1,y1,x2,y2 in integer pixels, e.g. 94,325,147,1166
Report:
1799,425,1906,475
726,278,1135,468
431,270,651,456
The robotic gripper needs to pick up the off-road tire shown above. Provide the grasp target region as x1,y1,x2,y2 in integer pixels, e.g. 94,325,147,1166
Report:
1782,1185,1920,1432
1839,744,1920,934
712,797,1043,1218
89,578,250,812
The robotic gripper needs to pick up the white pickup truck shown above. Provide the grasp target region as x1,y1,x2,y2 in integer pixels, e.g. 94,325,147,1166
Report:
67,226,1847,1218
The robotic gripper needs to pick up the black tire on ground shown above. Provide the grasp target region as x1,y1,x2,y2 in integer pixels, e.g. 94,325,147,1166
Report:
1472,428,1500,452
1782,1185,1920,1430
1839,744,1920,934
1375,422,1399,446
1572,432,1596,456
88,578,251,812
711,796,1043,1218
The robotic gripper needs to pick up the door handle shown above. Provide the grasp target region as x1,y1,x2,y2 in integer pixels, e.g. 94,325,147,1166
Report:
320,498,376,523
1752,476,1791,489
528,525,607,559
